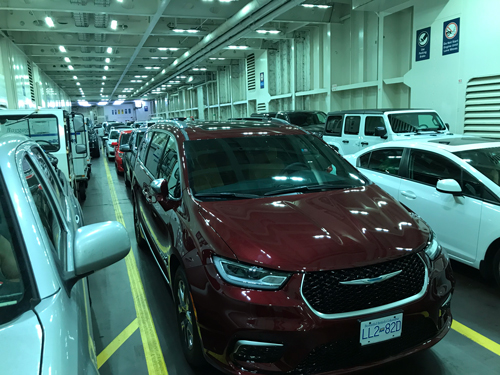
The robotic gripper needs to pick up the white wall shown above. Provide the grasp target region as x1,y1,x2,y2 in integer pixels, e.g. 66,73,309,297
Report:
0,35,70,110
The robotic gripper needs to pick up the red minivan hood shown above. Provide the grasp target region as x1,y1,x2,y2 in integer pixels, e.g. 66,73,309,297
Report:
198,185,429,272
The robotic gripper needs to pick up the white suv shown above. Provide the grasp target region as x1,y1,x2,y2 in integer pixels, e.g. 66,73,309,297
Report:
346,137,500,284
323,109,452,155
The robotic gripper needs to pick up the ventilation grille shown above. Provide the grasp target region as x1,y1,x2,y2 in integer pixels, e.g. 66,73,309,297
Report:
465,75,500,138
257,102,266,112
27,61,36,103
247,54,256,90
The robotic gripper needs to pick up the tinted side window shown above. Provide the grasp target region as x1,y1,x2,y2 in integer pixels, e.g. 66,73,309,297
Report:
358,152,371,168
325,116,343,136
344,116,360,135
368,149,403,175
144,132,169,175
24,157,64,260
158,137,181,198
408,151,461,185
138,132,152,161
135,132,145,149
276,113,286,121
365,116,386,136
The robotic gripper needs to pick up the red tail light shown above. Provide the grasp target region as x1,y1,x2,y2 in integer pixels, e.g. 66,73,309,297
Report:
111,142,118,146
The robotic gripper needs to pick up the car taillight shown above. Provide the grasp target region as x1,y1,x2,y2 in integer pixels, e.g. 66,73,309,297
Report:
111,142,118,146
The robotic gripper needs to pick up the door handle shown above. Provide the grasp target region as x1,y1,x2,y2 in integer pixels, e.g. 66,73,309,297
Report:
361,142,369,146
401,191,417,199
342,140,349,144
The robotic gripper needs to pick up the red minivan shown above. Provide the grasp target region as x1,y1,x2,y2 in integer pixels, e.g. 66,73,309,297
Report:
129,121,454,375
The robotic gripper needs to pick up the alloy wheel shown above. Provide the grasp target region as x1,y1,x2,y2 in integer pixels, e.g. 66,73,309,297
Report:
177,280,194,351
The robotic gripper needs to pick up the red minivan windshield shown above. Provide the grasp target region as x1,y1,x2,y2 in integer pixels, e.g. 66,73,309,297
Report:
185,134,368,199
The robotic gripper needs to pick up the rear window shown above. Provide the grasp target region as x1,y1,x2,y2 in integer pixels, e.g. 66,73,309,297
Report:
120,133,132,145
388,112,446,133
110,130,119,139
0,114,60,152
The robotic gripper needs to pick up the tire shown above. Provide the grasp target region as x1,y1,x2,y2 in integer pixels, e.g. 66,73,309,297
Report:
125,171,131,188
133,193,148,251
173,268,205,368
492,250,500,286
93,149,100,158
78,183,86,202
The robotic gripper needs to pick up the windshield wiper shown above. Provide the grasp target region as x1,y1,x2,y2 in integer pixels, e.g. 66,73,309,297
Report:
194,192,261,200
264,183,351,196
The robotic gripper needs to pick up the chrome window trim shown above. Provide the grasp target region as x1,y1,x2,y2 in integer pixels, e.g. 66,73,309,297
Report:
300,253,429,320
233,340,284,354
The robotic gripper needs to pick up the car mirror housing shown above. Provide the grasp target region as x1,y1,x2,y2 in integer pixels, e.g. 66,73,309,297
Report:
374,126,388,139
120,144,131,152
436,179,462,195
73,221,130,277
150,179,180,210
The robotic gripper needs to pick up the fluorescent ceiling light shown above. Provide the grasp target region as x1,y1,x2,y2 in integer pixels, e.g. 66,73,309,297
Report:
68,65,74,70
73,76,78,79
97,101,108,106
102,82,105,85
110,20,118,30
256,30,281,34
64,57,71,62
142,75,148,78
45,17,55,28
145,67,152,69
151,57,159,59
152,67,160,70
113,100,124,105
105,58,110,63
76,82,80,86
107,47,113,54
59,46,67,53
158,47,179,51
228,45,249,49
104,65,109,70
102,76,106,79
301,4,331,8
173,29,184,32
188,76,193,82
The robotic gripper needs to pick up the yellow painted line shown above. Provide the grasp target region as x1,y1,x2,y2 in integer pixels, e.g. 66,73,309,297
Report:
103,159,169,374
97,318,139,369
452,320,500,356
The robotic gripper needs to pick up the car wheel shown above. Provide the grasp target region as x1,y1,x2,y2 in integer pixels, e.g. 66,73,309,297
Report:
174,268,205,368
133,193,148,251
492,250,500,286
125,171,131,188
78,183,86,202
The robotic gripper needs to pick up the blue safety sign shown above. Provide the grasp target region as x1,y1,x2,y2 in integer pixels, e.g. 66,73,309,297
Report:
416,27,431,61
443,18,460,55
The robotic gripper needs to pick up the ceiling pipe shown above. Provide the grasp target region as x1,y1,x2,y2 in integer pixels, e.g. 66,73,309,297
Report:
110,0,172,101
138,0,306,98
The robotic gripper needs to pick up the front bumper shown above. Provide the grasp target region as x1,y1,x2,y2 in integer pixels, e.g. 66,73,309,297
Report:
188,253,454,375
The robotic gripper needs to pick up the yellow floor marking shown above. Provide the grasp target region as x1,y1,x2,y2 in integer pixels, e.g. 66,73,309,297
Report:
97,318,139,369
452,320,500,356
103,159,169,374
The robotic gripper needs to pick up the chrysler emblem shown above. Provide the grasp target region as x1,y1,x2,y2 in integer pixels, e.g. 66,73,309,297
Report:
339,270,402,285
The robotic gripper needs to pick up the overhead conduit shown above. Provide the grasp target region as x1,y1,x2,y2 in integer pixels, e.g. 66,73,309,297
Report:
139,0,306,97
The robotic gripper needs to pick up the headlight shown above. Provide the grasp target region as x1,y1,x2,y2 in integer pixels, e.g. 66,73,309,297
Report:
213,256,291,290
425,232,444,261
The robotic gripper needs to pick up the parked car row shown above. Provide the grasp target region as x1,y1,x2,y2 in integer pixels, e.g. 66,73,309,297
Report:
108,119,454,375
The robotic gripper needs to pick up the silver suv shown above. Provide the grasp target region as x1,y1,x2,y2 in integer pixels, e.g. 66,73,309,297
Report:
0,134,130,374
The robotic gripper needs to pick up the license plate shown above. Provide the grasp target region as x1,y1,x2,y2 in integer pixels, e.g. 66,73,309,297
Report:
359,313,403,346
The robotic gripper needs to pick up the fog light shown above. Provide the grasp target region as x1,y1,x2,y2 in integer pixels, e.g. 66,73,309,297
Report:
233,340,285,363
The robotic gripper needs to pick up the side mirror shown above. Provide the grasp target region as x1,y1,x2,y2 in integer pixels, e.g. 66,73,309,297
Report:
75,144,87,154
374,126,388,139
120,144,131,152
73,221,130,277
150,178,180,210
436,179,462,195
73,116,85,132
47,154,59,168
445,123,450,130
103,136,109,141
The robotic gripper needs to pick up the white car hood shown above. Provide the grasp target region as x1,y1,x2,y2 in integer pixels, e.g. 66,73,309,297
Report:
0,310,42,374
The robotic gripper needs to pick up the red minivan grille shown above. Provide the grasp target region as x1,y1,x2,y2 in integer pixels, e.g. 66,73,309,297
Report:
301,253,426,315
